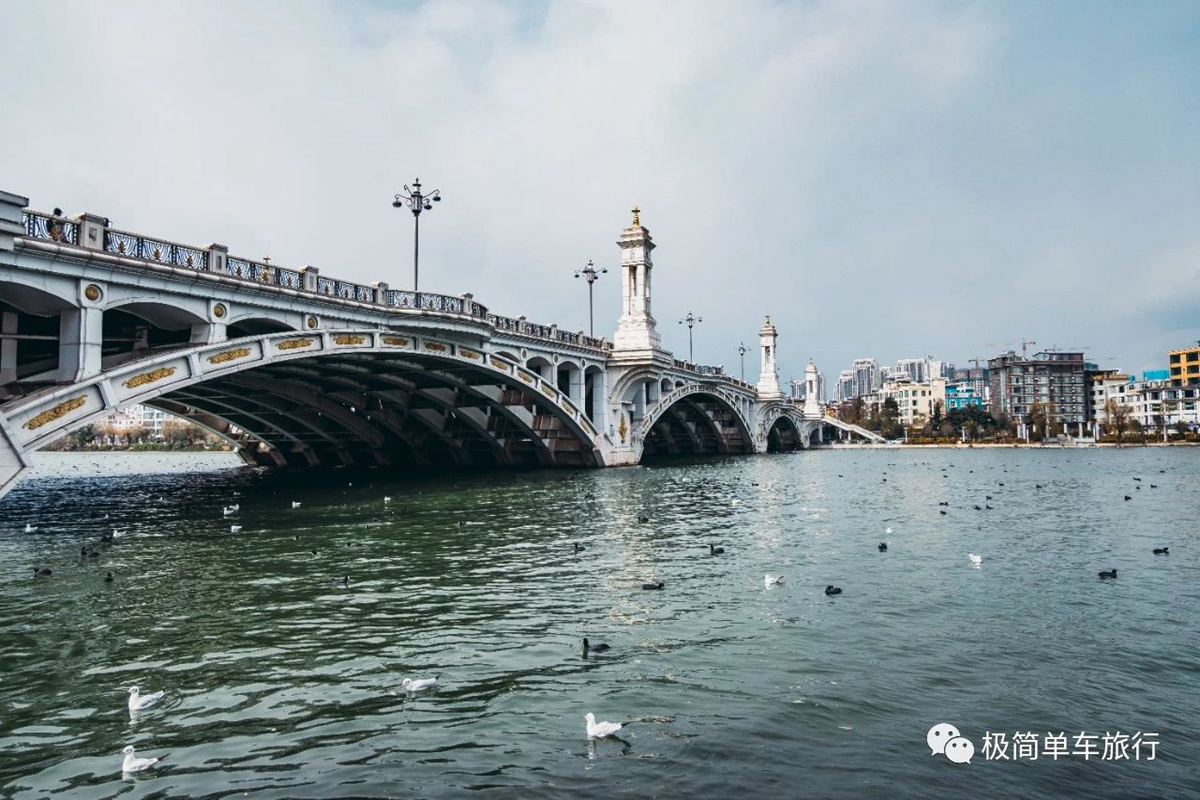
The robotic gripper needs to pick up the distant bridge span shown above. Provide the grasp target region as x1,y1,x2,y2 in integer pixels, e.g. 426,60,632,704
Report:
0,189,879,498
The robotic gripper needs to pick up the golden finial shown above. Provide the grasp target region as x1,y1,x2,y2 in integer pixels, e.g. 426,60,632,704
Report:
631,205,641,227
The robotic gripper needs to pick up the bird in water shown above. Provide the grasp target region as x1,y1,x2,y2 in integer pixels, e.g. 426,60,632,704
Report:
121,745,163,774
574,542,585,553
401,676,438,693
1124,495,1132,501
230,525,242,533
104,572,114,583
710,543,725,555
1149,484,1158,489
1098,568,1117,579
128,685,164,713
764,573,784,587
638,515,650,524
24,524,37,533
973,505,982,511
824,585,842,596
939,510,947,516
1152,547,1169,555
969,553,982,566
878,543,887,552
583,637,610,656
642,581,665,591
584,712,625,739
291,501,301,509
33,567,51,578
332,576,349,586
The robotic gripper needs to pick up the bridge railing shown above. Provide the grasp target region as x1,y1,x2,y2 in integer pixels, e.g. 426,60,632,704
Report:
670,358,755,391
23,210,78,246
105,228,210,271
18,208,609,352
226,257,303,289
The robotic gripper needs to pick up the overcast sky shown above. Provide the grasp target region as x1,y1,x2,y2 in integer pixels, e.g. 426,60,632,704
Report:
2,1,1197,382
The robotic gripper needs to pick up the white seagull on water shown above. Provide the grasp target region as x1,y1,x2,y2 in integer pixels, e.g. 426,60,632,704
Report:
584,712,625,739
291,501,302,509
223,505,238,516
121,744,163,773
968,553,982,566
764,573,784,587
128,685,164,713
401,676,438,693
230,525,242,533
24,524,37,533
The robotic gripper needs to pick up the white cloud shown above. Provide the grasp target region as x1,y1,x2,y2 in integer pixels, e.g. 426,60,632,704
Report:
2,0,1195,378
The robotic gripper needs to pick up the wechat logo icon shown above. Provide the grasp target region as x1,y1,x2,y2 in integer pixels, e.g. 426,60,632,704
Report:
928,723,974,764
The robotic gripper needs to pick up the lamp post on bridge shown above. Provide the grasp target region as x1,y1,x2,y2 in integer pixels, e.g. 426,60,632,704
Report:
393,178,442,292
573,259,607,337
737,341,748,381
678,311,702,363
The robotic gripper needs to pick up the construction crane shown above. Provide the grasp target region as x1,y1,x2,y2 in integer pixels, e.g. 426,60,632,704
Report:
1021,339,1037,359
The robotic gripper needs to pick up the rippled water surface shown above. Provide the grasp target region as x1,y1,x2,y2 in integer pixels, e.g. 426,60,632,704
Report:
1,449,1198,798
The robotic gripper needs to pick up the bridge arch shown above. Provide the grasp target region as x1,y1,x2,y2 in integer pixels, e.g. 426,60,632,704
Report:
635,383,754,462
0,330,605,491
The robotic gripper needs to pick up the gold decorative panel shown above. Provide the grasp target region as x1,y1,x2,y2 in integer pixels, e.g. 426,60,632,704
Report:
333,334,365,346
424,342,448,352
460,348,481,361
24,396,87,430
209,347,251,364
123,366,177,389
382,336,409,347
278,338,314,351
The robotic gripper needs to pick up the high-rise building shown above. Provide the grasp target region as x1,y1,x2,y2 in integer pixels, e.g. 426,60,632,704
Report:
1169,343,1200,387
988,350,1087,427
835,370,855,402
852,358,879,398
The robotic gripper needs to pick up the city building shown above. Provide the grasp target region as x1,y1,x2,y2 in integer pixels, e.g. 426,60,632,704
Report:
1101,379,1200,431
944,382,985,411
103,404,168,435
1088,370,1129,424
1169,343,1200,387
834,370,855,402
951,367,990,409
988,350,1088,430
851,358,879,398
879,378,946,427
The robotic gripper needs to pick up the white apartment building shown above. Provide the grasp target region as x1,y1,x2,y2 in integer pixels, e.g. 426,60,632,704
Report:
1093,378,1200,430
103,404,168,435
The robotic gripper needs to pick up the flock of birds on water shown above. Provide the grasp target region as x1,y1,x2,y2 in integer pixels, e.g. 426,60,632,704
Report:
16,457,1182,775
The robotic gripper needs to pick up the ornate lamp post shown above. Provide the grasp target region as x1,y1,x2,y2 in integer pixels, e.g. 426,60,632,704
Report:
737,341,748,381
574,259,607,337
393,178,442,292
678,311,702,363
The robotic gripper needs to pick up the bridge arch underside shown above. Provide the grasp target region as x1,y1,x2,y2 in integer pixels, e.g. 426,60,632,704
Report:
767,416,802,452
640,392,754,462
144,352,601,470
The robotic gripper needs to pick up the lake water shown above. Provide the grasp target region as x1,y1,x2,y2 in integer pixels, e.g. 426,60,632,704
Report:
0,449,1197,798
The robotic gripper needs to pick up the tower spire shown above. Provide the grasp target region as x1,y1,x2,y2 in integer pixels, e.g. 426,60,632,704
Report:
612,207,662,353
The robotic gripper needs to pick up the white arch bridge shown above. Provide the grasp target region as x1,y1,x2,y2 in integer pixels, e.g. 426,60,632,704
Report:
0,189,880,499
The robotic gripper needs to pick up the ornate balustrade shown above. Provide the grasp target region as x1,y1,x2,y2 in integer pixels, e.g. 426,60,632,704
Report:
105,228,209,271
23,211,78,246
18,208,608,352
